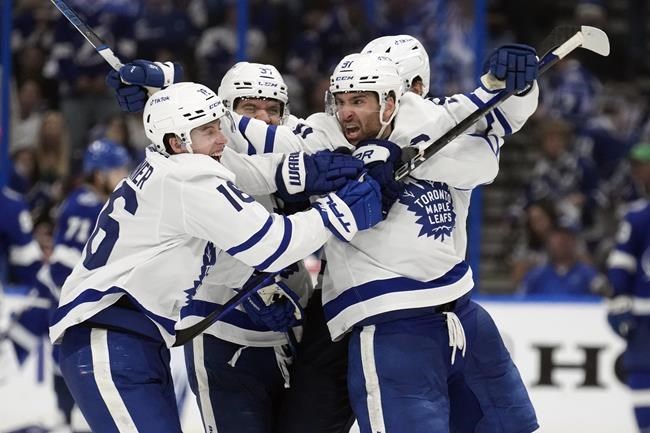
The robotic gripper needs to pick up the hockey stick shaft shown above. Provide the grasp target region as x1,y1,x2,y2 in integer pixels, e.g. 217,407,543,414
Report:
172,272,279,347
49,0,123,71
394,26,609,181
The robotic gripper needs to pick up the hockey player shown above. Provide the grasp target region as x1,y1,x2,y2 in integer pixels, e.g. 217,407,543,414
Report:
0,187,42,288
0,186,43,363
200,50,540,433
106,42,540,432
216,48,540,432
49,82,383,433
606,142,650,433
314,48,540,433
181,62,317,433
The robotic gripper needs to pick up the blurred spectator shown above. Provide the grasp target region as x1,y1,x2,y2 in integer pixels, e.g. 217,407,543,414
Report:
90,114,145,164
9,111,69,226
135,0,195,62
43,1,136,172
575,87,642,182
11,79,45,152
13,46,60,109
519,222,599,296
524,119,600,229
539,59,601,128
376,0,475,96
195,2,265,90
601,142,650,220
509,200,558,286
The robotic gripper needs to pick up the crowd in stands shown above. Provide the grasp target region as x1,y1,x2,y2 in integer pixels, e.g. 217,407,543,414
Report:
4,0,650,296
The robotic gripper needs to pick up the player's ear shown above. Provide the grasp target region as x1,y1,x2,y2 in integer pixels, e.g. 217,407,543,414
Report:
165,134,183,154
382,93,396,122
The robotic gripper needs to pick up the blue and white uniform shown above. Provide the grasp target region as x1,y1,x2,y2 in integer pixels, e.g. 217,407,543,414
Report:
607,199,650,432
0,187,42,287
49,149,335,433
180,111,315,433
220,82,540,433
0,187,43,363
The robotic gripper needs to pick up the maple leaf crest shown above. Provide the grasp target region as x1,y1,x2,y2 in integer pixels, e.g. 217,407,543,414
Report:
399,180,456,240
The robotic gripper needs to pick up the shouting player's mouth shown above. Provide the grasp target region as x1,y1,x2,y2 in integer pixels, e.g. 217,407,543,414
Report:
343,124,361,142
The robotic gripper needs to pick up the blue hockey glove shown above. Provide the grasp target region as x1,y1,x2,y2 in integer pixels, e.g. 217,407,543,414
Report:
313,176,382,242
485,44,538,94
106,60,184,113
275,150,364,202
607,296,636,339
353,139,404,219
119,59,184,89
106,70,148,112
242,281,303,333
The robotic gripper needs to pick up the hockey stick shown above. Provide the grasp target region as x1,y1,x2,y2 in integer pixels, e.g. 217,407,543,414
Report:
49,0,123,71
49,0,159,94
172,272,279,347
394,25,610,181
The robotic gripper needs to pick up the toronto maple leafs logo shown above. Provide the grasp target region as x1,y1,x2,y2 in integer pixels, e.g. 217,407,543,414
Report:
183,242,217,303
399,180,456,240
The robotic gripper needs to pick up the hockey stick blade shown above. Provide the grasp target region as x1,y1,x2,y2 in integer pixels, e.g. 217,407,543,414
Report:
172,272,279,347
578,25,610,56
394,25,610,181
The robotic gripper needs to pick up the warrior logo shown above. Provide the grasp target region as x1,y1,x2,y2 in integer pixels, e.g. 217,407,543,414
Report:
399,180,456,240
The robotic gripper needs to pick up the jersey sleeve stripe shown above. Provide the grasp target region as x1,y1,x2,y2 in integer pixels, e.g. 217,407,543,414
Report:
264,125,277,153
468,133,498,158
466,92,485,109
237,116,257,155
493,107,513,135
227,216,274,256
254,216,293,270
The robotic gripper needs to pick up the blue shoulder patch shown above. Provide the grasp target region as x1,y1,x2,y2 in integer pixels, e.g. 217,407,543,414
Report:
399,180,456,240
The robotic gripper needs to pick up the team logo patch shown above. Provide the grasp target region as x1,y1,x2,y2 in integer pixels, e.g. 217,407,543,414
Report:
184,242,217,303
399,180,456,240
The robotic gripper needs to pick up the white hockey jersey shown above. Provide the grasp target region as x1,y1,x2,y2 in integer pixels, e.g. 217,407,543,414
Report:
218,84,539,340
180,114,313,347
50,148,331,347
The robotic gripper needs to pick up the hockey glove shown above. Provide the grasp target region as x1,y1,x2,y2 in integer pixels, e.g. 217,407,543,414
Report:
353,139,404,219
275,150,364,202
106,60,184,113
242,281,304,333
313,176,382,242
607,296,636,339
484,44,538,94
106,70,148,112
119,59,183,89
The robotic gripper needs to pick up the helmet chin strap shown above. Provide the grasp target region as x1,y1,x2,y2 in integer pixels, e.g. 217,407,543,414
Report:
182,138,194,154
376,100,396,139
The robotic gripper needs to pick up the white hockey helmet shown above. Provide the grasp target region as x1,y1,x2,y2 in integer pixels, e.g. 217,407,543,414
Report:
362,35,430,96
329,52,404,137
143,82,229,156
218,62,290,121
